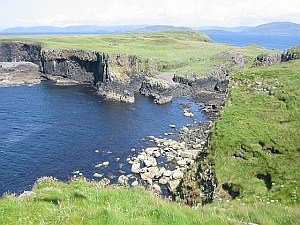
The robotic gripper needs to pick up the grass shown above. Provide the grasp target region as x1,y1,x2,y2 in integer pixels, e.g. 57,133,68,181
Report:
0,30,276,76
209,59,300,205
0,177,299,225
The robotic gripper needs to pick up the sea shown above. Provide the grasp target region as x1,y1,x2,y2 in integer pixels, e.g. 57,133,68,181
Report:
206,33,300,51
1,34,299,195
0,83,205,195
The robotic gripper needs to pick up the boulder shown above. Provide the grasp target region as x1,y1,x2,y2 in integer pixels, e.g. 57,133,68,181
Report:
131,180,139,187
118,175,129,186
152,184,162,193
144,157,157,167
145,147,159,155
159,177,170,185
131,162,140,174
93,173,103,178
141,172,155,180
103,161,110,166
168,179,181,192
163,170,173,177
147,166,160,178
172,170,184,179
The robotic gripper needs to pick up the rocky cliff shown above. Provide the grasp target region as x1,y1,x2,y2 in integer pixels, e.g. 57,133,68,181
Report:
0,41,42,65
41,49,107,84
281,45,300,62
254,45,300,66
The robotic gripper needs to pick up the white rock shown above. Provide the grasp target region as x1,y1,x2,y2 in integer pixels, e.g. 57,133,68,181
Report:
168,179,181,192
172,170,184,179
144,157,157,167
163,170,173,177
131,162,140,173
131,180,139,187
103,161,110,166
159,167,166,176
145,147,159,155
177,159,187,166
147,166,160,178
141,172,155,180
159,177,169,185
93,173,103,178
118,175,129,186
153,151,161,158
152,184,162,193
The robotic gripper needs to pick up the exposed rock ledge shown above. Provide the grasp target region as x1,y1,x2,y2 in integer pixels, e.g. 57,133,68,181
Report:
0,62,42,87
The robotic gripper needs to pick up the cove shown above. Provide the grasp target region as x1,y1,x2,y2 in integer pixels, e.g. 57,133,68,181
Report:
0,81,207,195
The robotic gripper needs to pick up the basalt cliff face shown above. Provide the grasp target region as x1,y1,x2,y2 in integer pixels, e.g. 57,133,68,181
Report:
0,42,42,65
41,49,107,84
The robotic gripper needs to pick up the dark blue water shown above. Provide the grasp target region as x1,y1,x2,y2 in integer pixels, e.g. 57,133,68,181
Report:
0,81,206,195
206,33,300,51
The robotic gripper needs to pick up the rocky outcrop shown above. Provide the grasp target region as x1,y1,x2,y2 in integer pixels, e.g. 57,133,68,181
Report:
253,53,282,67
41,49,108,84
253,45,300,67
0,41,42,65
139,77,177,104
0,62,42,86
281,46,300,62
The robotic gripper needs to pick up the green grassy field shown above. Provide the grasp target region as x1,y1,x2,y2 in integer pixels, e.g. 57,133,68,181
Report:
0,31,299,224
209,60,300,205
0,177,299,225
0,30,275,76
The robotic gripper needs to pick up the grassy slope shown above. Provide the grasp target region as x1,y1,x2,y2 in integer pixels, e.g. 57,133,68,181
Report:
0,177,299,225
210,60,300,205
0,30,274,76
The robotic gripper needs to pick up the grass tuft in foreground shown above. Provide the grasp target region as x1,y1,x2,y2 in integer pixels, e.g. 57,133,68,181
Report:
1,177,299,224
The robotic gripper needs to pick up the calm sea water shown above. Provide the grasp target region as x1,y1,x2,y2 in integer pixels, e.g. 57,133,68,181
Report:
0,81,206,195
206,33,300,51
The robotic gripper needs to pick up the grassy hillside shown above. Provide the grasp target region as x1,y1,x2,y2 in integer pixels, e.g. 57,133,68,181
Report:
0,30,275,76
209,60,300,205
0,177,299,225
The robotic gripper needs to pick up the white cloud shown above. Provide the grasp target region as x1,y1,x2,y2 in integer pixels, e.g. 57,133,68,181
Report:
0,0,300,29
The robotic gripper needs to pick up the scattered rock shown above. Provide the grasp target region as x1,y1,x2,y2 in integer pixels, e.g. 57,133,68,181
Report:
118,175,129,186
131,180,139,187
93,173,103,178
103,161,110,166
168,179,181,192
131,162,140,174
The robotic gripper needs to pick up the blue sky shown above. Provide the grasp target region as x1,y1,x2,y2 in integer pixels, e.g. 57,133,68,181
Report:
0,0,299,29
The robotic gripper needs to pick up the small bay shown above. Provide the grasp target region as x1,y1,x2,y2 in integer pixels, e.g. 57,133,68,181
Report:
0,81,206,195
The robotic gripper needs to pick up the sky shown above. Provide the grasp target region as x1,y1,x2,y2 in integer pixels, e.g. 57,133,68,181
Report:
0,0,300,29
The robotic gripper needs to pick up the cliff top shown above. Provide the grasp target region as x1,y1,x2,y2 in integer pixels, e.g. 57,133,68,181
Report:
0,30,276,77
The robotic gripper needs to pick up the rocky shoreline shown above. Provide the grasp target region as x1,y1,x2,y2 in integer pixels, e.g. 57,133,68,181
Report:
127,122,211,193
0,62,42,87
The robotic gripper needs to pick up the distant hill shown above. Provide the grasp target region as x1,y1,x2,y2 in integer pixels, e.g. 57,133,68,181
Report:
199,29,235,35
0,25,192,35
134,25,192,32
240,22,300,35
0,25,146,34
196,26,250,33
1,22,300,35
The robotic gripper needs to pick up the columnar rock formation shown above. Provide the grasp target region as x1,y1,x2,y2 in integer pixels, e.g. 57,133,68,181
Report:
0,42,42,65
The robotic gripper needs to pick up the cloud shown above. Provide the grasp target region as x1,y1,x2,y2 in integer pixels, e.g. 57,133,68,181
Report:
0,0,300,28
